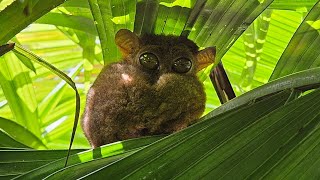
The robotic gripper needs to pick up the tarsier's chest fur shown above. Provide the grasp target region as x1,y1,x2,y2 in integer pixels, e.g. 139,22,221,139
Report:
81,29,215,148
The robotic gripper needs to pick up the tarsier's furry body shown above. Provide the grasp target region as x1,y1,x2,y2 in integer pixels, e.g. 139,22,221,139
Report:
81,29,215,148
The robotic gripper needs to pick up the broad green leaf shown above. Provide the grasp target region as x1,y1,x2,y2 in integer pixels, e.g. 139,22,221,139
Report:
0,0,67,44
0,148,85,178
45,152,135,179
179,90,320,179
270,1,320,80
264,126,320,179
14,136,163,179
0,174,16,180
71,89,320,179
0,52,40,137
0,130,29,148
0,117,46,149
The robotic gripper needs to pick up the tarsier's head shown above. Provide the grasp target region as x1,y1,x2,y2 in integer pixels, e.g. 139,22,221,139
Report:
115,29,216,80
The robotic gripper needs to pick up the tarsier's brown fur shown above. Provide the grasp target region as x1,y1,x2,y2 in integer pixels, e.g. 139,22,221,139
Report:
81,29,215,148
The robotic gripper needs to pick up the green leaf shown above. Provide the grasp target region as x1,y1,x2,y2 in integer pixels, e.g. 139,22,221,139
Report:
134,0,159,35
0,0,67,44
2,0,320,178
0,148,85,178
265,126,320,179
88,0,120,64
0,130,29,149
14,136,163,179
270,1,320,80
0,117,46,149
14,51,37,73
61,0,90,8
0,52,40,137
154,3,194,36
181,90,320,179
45,152,135,179
181,0,206,37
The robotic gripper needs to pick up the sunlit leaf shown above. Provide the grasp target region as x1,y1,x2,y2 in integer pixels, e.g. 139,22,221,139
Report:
0,117,46,149
270,2,320,80
1,0,320,178
14,136,163,179
0,52,40,136
240,10,272,90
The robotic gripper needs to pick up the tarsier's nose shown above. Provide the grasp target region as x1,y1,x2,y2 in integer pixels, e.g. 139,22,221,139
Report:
145,71,161,85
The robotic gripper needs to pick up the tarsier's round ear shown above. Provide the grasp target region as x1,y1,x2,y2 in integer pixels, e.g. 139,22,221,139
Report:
115,29,140,57
196,47,216,72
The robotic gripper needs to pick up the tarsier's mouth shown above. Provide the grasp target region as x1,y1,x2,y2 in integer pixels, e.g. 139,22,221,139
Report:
139,127,149,136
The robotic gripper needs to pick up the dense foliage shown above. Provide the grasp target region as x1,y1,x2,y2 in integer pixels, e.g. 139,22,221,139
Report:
0,0,320,179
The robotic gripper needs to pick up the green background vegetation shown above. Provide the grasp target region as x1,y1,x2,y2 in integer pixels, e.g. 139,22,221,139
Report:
0,0,320,179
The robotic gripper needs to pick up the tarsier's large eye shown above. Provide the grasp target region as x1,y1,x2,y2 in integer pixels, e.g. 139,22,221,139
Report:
172,58,192,73
139,53,159,70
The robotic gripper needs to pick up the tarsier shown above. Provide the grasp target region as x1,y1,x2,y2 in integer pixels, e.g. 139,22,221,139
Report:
81,29,216,148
